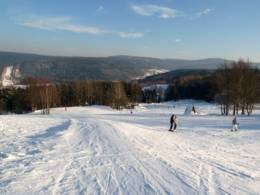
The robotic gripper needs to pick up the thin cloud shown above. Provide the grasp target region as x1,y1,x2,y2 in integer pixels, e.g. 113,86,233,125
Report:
196,8,214,17
175,38,182,43
16,15,144,39
18,16,110,35
97,5,104,12
118,32,144,39
131,4,183,19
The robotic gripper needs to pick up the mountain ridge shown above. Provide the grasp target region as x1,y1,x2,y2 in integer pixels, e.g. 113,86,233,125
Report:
0,51,259,83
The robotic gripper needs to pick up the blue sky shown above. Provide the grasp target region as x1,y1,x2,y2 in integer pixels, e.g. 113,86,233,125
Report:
0,0,259,61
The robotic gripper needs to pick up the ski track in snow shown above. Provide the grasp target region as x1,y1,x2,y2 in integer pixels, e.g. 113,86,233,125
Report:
0,101,260,194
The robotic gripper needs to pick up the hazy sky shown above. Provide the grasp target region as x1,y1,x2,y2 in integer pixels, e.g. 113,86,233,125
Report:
0,0,259,61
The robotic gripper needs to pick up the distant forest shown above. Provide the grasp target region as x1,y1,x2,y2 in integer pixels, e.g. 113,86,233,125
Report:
0,51,233,81
0,60,259,115
0,80,143,114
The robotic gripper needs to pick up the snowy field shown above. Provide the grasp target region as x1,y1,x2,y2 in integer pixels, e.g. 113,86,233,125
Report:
0,100,260,195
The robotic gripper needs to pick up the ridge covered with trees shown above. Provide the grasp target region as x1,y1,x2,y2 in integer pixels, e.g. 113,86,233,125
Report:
0,51,239,81
0,79,143,114
0,60,259,115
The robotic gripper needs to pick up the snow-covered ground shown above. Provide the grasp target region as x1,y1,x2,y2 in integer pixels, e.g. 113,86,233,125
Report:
1,101,260,194
1,65,21,87
134,68,169,80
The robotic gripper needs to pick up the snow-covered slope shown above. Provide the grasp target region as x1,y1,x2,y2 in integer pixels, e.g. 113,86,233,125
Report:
134,69,169,80
1,65,21,87
0,101,260,194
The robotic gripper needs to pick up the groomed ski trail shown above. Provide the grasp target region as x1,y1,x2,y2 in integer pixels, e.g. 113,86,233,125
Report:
1,102,260,194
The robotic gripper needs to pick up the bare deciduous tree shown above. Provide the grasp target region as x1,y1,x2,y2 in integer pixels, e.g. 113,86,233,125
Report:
216,60,259,115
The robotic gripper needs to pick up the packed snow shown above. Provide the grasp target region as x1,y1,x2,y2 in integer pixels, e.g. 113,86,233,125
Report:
1,65,14,87
134,69,169,80
0,101,260,194
1,65,21,87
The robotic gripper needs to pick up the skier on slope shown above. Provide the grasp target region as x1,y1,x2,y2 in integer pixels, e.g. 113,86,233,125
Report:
192,105,196,114
231,116,239,131
169,114,177,132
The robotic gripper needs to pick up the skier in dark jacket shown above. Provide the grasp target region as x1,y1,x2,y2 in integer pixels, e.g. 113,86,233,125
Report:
231,116,239,131
192,105,196,114
169,114,177,132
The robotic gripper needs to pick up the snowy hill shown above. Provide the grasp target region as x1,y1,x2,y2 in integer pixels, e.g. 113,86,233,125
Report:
134,69,169,80
0,101,260,194
1,65,21,87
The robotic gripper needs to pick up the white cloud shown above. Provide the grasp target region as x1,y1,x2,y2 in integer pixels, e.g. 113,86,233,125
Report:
196,8,214,17
118,32,144,39
18,16,110,35
175,38,182,43
17,15,144,39
131,4,183,19
97,5,104,12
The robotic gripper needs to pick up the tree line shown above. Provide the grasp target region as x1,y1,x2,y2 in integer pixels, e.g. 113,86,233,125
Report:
0,59,259,115
165,60,260,115
0,79,143,114
165,75,216,102
215,60,260,115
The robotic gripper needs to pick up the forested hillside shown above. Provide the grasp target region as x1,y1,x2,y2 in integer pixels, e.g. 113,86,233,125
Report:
0,51,233,81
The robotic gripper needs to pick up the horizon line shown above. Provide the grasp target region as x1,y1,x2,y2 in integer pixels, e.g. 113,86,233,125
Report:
0,49,256,63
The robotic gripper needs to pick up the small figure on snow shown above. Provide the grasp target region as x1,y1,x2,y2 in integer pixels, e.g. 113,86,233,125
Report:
169,114,177,132
192,105,196,114
184,104,197,115
231,116,239,131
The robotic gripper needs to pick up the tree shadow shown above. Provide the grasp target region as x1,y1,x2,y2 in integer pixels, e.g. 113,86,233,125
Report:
27,120,71,141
